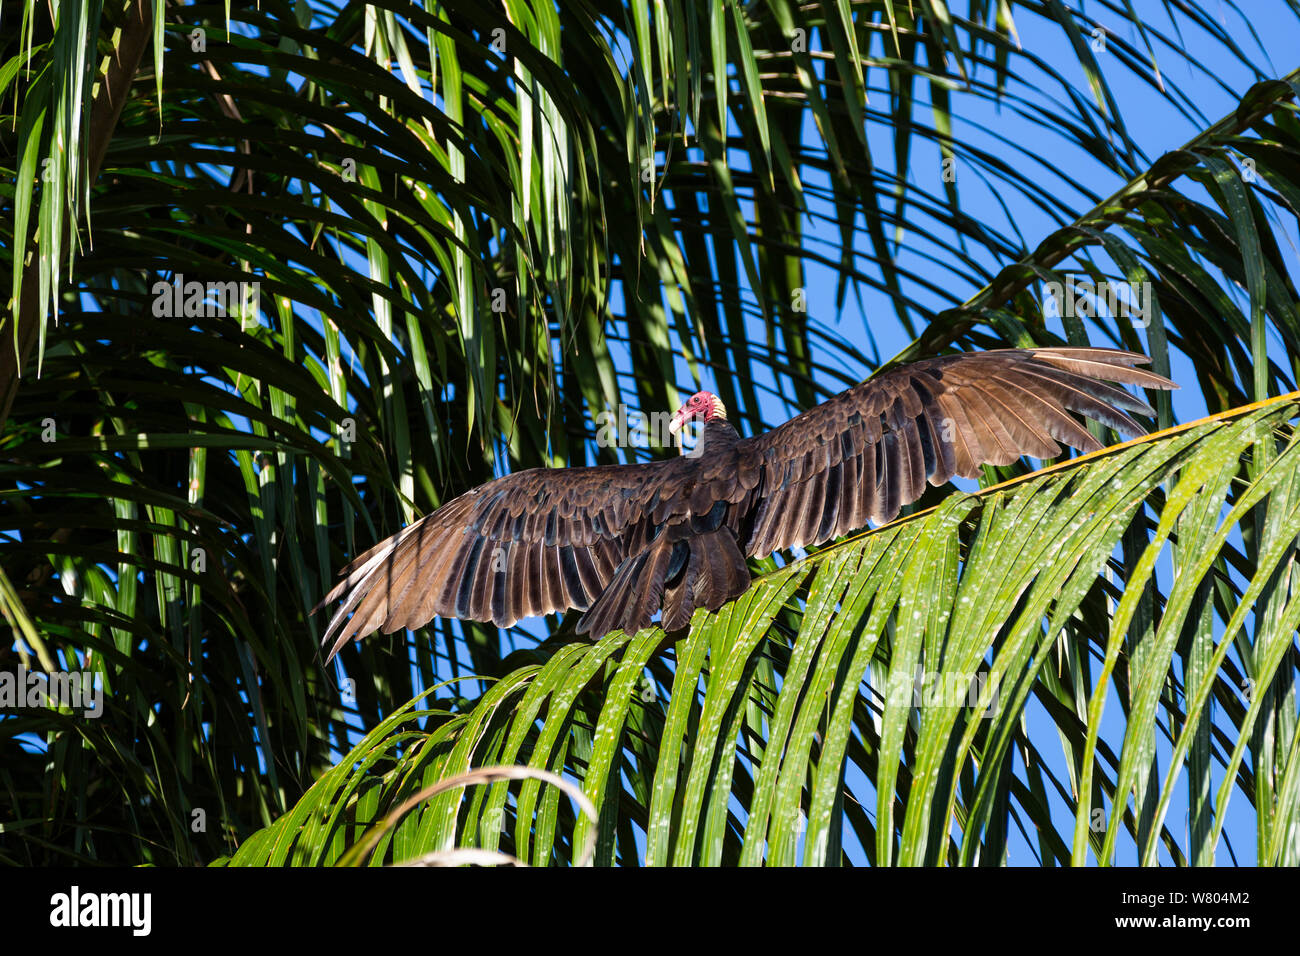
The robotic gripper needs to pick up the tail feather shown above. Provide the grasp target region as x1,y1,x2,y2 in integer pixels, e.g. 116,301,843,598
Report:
579,526,751,638
689,529,751,618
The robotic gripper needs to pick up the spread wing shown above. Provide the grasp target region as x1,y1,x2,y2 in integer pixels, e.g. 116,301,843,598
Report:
317,459,691,661
738,347,1177,556
319,347,1177,657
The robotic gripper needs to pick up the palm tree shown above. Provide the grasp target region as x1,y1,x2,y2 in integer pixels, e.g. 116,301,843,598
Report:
2,0,1298,866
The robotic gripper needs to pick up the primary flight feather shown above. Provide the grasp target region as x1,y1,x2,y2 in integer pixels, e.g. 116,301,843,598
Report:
316,347,1176,660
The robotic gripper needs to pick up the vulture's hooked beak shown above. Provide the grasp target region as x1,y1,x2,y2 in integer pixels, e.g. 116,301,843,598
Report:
668,405,693,455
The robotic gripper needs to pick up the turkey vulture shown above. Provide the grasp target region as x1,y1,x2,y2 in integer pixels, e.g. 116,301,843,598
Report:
317,347,1175,660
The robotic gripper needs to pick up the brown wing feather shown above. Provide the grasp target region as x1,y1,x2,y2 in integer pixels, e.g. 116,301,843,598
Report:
316,459,692,661
737,347,1176,556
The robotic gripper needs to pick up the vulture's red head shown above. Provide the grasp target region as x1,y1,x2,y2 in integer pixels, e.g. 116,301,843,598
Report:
669,391,727,435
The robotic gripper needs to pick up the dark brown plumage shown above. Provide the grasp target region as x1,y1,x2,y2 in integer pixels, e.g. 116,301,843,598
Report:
316,347,1176,660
